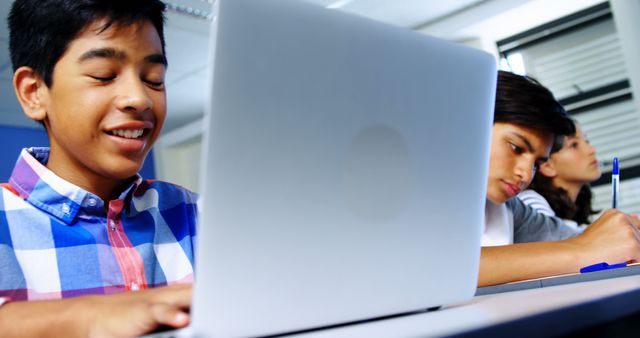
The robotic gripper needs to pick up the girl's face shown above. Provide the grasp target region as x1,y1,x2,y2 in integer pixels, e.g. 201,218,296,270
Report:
487,122,554,204
541,125,601,186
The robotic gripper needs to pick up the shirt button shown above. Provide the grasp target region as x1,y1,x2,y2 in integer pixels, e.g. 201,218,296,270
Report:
61,203,71,214
109,220,116,230
131,282,139,291
87,198,97,206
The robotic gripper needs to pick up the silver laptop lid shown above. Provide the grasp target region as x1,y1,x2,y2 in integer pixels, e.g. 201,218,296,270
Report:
194,0,496,336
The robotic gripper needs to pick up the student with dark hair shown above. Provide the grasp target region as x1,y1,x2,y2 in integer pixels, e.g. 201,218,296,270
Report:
1,0,193,336
479,71,640,286
519,121,601,231
483,71,578,246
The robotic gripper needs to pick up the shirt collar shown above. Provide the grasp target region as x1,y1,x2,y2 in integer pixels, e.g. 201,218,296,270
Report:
8,147,141,225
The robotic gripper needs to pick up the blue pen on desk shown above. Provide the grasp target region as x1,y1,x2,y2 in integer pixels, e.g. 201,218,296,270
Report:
580,261,627,273
612,157,619,209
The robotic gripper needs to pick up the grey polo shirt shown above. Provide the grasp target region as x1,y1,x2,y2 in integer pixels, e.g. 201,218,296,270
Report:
509,197,581,243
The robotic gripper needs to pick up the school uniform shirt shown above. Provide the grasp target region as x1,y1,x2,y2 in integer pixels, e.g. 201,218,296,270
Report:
0,147,197,302
483,197,580,246
518,189,584,233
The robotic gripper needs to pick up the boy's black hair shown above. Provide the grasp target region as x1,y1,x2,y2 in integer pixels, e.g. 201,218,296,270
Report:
8,0,167,87
494,70,575,137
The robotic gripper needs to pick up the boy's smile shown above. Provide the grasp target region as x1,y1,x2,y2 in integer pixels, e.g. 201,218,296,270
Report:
104,119,155,153
33,19,167,201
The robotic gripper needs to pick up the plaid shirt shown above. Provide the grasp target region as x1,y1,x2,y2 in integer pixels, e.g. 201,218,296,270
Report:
0,148,197,301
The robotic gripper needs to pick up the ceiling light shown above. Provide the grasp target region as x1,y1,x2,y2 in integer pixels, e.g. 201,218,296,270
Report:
164,1,214,21
327,0,354,9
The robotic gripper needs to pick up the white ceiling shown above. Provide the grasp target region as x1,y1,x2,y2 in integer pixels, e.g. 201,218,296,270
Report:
0,0,605,133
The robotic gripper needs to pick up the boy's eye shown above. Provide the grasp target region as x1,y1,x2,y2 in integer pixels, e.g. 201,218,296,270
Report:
89,75,115,82
510,143,524,155
144,79,165,89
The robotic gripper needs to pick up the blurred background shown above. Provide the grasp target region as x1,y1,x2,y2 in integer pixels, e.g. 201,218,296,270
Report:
1,0,638,219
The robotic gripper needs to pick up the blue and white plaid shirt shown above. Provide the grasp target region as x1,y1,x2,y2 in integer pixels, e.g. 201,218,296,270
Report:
0,148,197,301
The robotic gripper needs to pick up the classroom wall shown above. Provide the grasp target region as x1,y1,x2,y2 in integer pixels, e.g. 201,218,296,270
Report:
155,137,201,192
0,124,156,182
0,124,49,181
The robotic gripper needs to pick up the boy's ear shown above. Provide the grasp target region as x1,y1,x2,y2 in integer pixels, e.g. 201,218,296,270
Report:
13,66,49,122
538,161,557,178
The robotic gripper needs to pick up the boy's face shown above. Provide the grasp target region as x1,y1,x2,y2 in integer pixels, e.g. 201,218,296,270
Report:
486,122,553,204
37,19,167,189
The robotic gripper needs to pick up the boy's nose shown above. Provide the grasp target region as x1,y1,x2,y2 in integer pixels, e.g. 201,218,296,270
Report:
515,158,534,186
116,78,153,113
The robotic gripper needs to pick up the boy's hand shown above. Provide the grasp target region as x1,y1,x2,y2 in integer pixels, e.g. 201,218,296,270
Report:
572,209,640,264
0,284,192,338
82,284,192,338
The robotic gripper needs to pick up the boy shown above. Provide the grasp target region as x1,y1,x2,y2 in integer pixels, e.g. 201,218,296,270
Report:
479,71,640,286
1,0,195,336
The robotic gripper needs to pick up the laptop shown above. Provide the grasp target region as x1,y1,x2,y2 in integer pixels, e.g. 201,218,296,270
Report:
153,0,496,336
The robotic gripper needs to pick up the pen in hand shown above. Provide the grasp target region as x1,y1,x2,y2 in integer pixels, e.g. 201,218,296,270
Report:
612,157,619,209
581,157,639,272
612,157,640,244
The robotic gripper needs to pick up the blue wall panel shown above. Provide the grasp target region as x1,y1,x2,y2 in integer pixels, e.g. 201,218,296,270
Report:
0,125,49,181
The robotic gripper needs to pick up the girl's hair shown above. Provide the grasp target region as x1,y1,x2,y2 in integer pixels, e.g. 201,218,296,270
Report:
527,134,599,224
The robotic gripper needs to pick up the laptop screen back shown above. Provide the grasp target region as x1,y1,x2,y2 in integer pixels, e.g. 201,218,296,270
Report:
193,0,497,336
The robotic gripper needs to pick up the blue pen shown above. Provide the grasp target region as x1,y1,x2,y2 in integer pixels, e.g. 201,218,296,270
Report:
612,157,619,209
580,261,627,273
579,158,626,274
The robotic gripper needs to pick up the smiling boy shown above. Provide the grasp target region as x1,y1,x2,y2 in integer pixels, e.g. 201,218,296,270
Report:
0,0,195,336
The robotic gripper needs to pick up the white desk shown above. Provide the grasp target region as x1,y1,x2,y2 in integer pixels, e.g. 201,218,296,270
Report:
293,275,640,337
